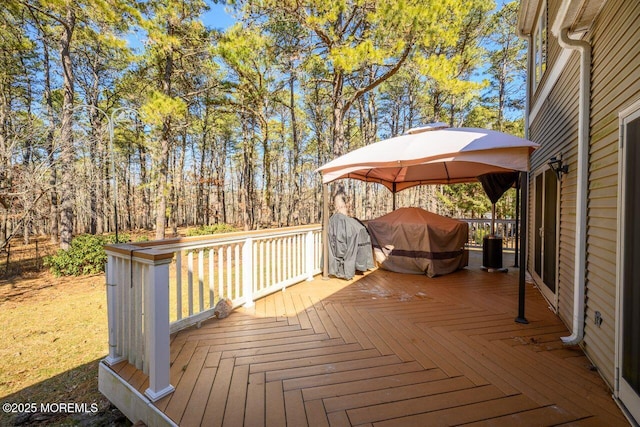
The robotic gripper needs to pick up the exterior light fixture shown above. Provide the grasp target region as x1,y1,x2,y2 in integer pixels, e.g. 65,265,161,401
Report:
548,156,568,180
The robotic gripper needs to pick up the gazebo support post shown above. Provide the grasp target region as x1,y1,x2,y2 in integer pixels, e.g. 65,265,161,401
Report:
514,176,520,267
491,203,496,236
516,171,529,324
392,183,397,210
322,183,330,280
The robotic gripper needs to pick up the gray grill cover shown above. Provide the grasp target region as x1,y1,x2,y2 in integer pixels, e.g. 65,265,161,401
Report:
367,207,468,277
328,213,375,279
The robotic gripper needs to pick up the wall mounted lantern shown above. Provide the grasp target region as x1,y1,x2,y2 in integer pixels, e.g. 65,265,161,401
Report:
548,156,569,180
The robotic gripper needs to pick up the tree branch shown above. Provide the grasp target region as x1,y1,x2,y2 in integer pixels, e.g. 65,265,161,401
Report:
18,0,70,31
343,34,415,116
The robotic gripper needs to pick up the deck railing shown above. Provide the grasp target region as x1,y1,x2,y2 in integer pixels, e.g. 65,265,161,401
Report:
103,224,323,402
456,218,517,250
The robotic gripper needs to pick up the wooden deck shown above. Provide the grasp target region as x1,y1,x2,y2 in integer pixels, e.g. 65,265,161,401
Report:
108,254,629,426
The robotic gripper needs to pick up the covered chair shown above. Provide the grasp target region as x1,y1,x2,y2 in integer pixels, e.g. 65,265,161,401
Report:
327,213,375,279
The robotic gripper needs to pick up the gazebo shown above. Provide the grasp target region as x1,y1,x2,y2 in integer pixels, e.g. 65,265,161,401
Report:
317,123,539,323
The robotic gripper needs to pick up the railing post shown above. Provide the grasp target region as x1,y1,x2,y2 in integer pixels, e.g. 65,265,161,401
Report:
143,251,175,402
305,230,314,281
243,237,254,307
105,252,125,365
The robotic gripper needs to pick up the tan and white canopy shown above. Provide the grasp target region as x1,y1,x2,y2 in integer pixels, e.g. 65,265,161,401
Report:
318,124,540,191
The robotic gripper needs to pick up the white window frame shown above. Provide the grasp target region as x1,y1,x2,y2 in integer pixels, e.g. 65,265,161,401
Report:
533,0,548,92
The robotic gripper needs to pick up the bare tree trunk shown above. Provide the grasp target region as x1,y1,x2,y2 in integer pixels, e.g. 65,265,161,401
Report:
213,135,227,224
125,146,133,230
155,127,170,240
197,121,208,226
138,144,151,229
95,142,105,234
84,53,105,235
58,8,76,250
88,99,101,235
262,131,272,226
0,81,11,244
288,70,301,225
170,130,187,235
27,11,59,243
155,25,173,240
239,124,255,231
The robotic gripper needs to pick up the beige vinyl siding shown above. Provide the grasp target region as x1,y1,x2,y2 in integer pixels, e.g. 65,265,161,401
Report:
529,54,579,327
584,0,640,389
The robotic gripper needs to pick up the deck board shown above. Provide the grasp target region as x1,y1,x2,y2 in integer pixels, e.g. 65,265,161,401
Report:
106,257,630,426
244,372,265,427
264,380,285,427
222,364,249,426
179,366,216,427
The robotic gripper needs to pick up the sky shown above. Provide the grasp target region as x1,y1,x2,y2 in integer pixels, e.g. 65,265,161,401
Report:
203,2,236,30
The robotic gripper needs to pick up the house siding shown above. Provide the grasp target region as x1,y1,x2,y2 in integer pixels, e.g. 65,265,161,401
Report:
529,50,579,329
584,0,640,389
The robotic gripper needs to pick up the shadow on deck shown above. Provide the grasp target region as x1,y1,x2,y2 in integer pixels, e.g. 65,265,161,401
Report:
102,251,629,426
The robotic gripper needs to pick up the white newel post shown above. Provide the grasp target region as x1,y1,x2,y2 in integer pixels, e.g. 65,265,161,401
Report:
243,237,254,307
105,252,125,365
143,251,175,402
305,230,314,281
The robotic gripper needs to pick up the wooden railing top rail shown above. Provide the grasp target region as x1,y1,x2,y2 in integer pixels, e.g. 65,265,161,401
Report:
105,224,322,255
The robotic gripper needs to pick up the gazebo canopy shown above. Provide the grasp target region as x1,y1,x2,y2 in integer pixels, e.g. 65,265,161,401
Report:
318,123,539,191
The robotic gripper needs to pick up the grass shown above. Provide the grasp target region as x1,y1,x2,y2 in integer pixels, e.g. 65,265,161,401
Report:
0,240,129,426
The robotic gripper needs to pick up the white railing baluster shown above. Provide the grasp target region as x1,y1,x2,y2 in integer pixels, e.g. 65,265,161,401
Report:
209,249,214,308
175,251,182,321
116,255,127,363
187,251,194,316
306,231,314,281
285,237,289,279
253,240,258,293
288,236,292,278
226,245,232,298
315,231,321,271
259,240,265,291
198,250,204,312
277,239,282,283
297,234,302,276
242,237,254,307
270,239,276,286
133,261,143,371
234,244,240,299
124,258,132,367
218,246,224,302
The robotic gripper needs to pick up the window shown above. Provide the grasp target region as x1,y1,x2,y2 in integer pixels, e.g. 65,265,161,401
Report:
533,1,548,91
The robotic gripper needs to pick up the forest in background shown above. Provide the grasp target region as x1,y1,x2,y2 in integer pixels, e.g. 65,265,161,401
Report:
0,0,526,250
